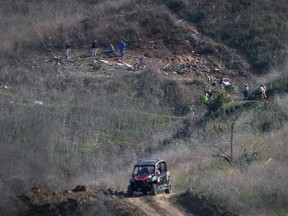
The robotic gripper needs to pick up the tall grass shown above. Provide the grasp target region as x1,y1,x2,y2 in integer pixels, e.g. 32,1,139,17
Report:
157,95,288,215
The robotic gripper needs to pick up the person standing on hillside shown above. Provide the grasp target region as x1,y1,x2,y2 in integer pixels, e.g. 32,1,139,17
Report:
243,84,249,100
260,84,267,99
191,33,197,43
138,54,146,68
91,40,98,57
204,91,209,104
190,33,198,49
65,42,71,59
119,40,126,58
109,44,115,57
188,102,195,115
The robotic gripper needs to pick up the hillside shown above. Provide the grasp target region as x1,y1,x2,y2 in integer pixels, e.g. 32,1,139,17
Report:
0,1,288,216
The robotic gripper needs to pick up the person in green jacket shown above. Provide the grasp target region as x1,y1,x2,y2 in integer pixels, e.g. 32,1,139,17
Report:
204,92,209,103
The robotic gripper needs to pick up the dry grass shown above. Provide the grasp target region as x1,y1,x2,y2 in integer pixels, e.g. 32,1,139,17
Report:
154,99,288,215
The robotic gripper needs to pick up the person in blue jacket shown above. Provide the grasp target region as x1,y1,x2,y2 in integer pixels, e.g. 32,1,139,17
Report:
119,40,126,58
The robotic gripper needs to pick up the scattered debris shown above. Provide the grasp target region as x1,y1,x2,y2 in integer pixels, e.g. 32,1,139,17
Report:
219,78,232,88
72,185,91,192
265,158,272,165
162,63,171,71
100,59,134,70
177,67,188,74
192,60,202,69
34,101,44,105
3,85,10,89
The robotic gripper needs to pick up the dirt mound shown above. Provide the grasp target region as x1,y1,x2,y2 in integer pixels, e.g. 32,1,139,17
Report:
19,186,238,216
20,185,96,216
20,185,128,216
176,189,239,216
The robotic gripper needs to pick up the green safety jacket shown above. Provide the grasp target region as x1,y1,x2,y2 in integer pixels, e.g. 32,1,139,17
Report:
204,93,209,103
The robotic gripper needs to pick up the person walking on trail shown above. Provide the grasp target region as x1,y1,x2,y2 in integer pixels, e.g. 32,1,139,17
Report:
119,40,126,58
65,42,71,59
91,40,98,57
260,84,267,99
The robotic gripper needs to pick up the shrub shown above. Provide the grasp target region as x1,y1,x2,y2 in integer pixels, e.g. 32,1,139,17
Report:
206,92,229,113
267,72,288,94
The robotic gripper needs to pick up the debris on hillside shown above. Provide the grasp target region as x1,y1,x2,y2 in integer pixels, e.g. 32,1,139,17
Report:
100,59,134,70
34,101,44,105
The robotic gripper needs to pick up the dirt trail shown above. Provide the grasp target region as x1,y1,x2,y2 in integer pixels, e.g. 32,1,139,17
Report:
125,193,191,216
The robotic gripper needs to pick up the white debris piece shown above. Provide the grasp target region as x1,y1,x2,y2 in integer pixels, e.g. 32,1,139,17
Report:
34,101,44,105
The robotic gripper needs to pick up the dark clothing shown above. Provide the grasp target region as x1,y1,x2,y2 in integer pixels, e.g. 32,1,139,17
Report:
243,90,249,100
208,91,213,99
91,41,97,49
110,44,115,52
65,43,71,58
109,44,115,56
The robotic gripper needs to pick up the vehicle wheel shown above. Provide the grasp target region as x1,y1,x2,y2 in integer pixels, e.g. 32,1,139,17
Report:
151,184,157,196
127,185,133,197
165,183,172,194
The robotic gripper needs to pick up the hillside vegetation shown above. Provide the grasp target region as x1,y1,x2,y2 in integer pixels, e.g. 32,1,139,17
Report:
0,0,287,215
165,0,288,72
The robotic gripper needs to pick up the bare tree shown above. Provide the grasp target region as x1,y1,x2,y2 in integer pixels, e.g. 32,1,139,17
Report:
213,111,242,163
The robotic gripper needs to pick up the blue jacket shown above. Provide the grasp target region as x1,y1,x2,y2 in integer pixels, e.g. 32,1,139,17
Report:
119,41,125,50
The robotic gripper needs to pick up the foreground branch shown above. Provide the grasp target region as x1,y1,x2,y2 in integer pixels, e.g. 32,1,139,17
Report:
213,144,231,162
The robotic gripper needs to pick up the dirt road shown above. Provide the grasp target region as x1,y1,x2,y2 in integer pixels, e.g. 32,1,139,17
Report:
123,193,192,216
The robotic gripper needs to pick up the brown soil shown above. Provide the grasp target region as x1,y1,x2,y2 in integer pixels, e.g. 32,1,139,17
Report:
20,185,239,216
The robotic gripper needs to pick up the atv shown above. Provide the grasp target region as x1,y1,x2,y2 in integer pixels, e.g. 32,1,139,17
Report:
127,159,171,196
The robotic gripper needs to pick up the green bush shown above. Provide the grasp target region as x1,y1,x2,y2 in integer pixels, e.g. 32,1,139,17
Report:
206,92,229,113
